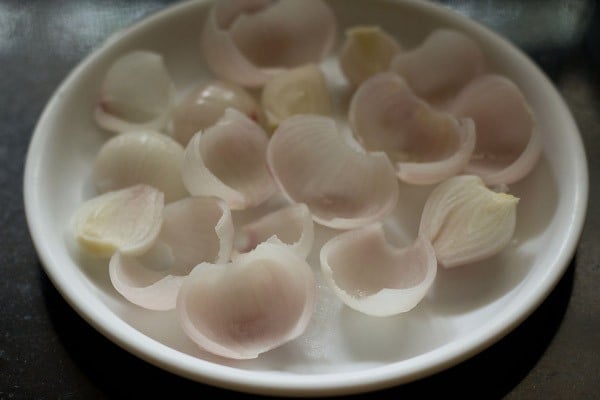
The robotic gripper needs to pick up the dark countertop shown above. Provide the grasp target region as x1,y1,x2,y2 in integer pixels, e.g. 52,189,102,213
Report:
1,1,598,398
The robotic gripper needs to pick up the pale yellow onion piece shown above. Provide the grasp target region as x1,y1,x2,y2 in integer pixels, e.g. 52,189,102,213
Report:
182,108,276,209
177,241,316,359
172,80,263,146
71,184,164,258
201,0,336,87
349,73,475,185
448,74,542,185
109,196,234,311
94,130,188,203
235,203,314,259
261,64,333,129
320,223,437,317
418,175,519,268
267,115,399,229
95,50,175,133
390,29,485,102
339,25,402,87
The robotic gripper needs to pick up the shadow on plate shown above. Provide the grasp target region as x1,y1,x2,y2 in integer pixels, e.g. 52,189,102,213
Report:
40,255,574,398
347,257,576,399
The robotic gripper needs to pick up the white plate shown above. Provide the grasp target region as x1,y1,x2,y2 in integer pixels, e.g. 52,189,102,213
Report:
24,0,588,396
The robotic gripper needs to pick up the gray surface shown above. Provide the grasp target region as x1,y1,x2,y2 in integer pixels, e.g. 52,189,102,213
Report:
1,0,598,398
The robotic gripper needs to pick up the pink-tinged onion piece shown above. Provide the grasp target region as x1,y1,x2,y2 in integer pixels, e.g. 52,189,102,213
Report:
95,50,175,133
418,175,519,268
182,108,276,210
201,0,336,87
349,73,475,185
93,130,188,203
71,184,164,258
320,223,437,316
390,29,485,102
160,196,234,273
172,80,263,146
177,241,316,359
109,250,185,311
235,203,314,259
339,25,402,87
448,74,542,185
267,114,399,229
109,196,234,310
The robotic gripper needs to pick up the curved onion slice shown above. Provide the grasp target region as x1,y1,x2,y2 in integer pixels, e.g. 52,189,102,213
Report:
448,74,542,185
94,130,188,203
418,175,519,268
390,29,484,102
201,0,336,87
320,224,437,316
109,250,185,311
267,115,399,229
261,64,333,129
160,196,234,272
182,108,276,209
235,203,314,259
109,196,234,310
172,80,263,146
339,25,402,87
177,241,316,359
349,73,476,184
95,50,175,133
71,184,164,258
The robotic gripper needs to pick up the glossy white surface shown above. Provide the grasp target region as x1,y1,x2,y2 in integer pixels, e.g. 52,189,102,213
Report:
24,0,588,396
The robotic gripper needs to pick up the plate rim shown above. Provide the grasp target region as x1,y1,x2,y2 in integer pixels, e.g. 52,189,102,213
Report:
23,0,589,396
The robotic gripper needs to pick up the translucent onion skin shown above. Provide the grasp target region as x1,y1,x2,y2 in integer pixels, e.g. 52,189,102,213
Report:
182,108,276,210
177,242,316,359
109,252,185,311
235,203,314,259
390,28,485,103
321,224,437,317
267,114,399,229
172,80,263,146
201,0,336,87
108,196,234,311
95,50,175,133
448,74,542,185
93,131,188,203
349,73,476,185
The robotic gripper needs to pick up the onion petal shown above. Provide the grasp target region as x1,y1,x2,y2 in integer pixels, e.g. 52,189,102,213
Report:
267,114,399,229
418,175,519,268
390,28,485,103
448,74,542,185
320,223,437,316
177,241,316,359
201,0,336,87
108,196,234,310
94,130,188,203
71,184,164,258
235,203,314,259
182,108,276,209
95,50,175,133
349,73,475,184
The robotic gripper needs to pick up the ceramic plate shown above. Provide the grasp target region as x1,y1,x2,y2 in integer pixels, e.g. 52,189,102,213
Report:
24,0,588,396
